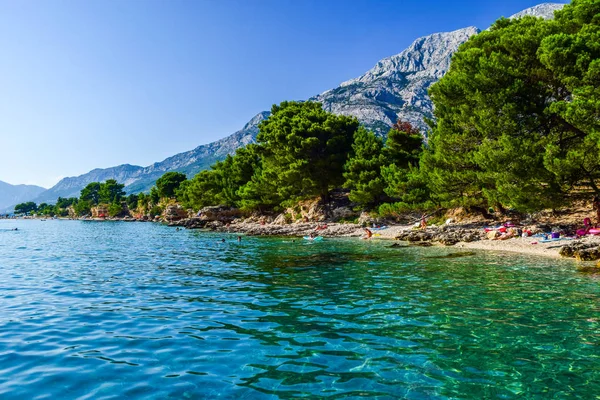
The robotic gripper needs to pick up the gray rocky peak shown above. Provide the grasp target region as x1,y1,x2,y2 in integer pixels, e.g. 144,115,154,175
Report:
312,27,480,134
510,3,565,19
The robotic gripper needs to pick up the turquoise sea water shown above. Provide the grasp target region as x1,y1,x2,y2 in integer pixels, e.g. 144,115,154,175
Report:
0,220,598,399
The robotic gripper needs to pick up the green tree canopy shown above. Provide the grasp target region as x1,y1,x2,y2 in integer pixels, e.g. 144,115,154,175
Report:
343,127,387,208
56,197,77,208
80,182,101,205
149,186,160,205
384,120,423,168
537,0,600,197
14,202,37,214
185,169,223,209
126,194,139,211
99,179,125,204
155,172,187,199
421,3,599,212
74,200,91,216
253,101,359,203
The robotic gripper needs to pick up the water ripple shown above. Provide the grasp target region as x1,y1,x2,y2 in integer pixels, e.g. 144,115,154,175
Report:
0,220,598,398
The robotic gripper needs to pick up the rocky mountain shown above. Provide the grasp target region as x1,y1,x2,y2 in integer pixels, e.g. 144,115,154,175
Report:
30,164,145,205
29,111,269,204
0,181,45,212
25,3,565,206
509,3,565,19
312,26,479,134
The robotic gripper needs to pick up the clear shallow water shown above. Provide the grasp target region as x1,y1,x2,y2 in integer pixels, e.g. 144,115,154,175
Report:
0,220,598,399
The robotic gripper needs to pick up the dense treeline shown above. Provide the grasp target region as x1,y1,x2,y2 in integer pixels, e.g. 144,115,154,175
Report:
423,0,600,213
15,0,598,219
173,0,598,217
175,101,427,215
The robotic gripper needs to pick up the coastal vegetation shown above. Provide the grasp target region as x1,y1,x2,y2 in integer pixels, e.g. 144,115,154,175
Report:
14,0,599,222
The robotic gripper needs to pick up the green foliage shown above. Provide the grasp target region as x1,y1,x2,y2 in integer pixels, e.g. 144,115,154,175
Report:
14,201,37,214
253,101,359,202
80,182,101,205
137,193,149,213
74,200,91,216
156,172,187,199
99,179,125,204
56,197,77,208
149,186,160,205
185,170,223,209
384,121,423,168
174,180,191,208
126,194,139,211
149,205,163,217
108,202,123,217
422,3,600,212
343,127,387,208
37,203,56,216
380,121,427,208
537,0,600,198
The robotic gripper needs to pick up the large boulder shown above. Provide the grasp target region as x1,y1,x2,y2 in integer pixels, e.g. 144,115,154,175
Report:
331,206,358,222
91,206,108,218
198,206,242,222
574,247,600,262
163,204,188,222
559,241,598,258
395,230,435,242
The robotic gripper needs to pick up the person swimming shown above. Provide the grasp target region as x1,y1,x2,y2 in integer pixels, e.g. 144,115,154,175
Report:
237,236,242,242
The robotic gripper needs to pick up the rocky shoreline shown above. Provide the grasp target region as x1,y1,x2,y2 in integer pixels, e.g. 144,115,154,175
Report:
18,206,600,266
166,214,600,266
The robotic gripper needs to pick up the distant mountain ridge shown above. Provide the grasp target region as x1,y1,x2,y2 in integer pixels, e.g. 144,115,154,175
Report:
24,2,565,206
0,181,46,212
28,112,270,204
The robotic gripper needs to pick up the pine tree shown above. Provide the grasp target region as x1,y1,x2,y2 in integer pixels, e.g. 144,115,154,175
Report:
254,101,359,204
343,127,387,208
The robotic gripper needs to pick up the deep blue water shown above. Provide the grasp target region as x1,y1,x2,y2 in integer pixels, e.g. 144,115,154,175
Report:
0,219,598,399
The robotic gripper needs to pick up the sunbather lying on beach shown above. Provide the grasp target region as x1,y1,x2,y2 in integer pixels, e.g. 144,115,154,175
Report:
493,228,518,241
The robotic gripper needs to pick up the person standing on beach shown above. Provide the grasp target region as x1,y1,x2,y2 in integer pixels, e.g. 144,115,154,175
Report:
420,215,427,230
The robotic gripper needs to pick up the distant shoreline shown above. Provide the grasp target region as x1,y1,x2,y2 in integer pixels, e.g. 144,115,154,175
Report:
5,216,600,262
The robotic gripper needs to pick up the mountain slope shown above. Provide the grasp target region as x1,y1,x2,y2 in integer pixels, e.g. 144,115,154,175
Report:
509,3,565,19
29,112,269,203
312,26,479,134
27,3,565,205
0,181,46,212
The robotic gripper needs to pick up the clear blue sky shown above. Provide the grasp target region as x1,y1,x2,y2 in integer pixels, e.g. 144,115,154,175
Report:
0,0,568,188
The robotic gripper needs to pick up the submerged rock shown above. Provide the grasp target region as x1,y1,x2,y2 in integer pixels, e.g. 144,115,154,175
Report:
410,241,433,247
559,241,598,258
575,247,600,262
426,252,477,259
